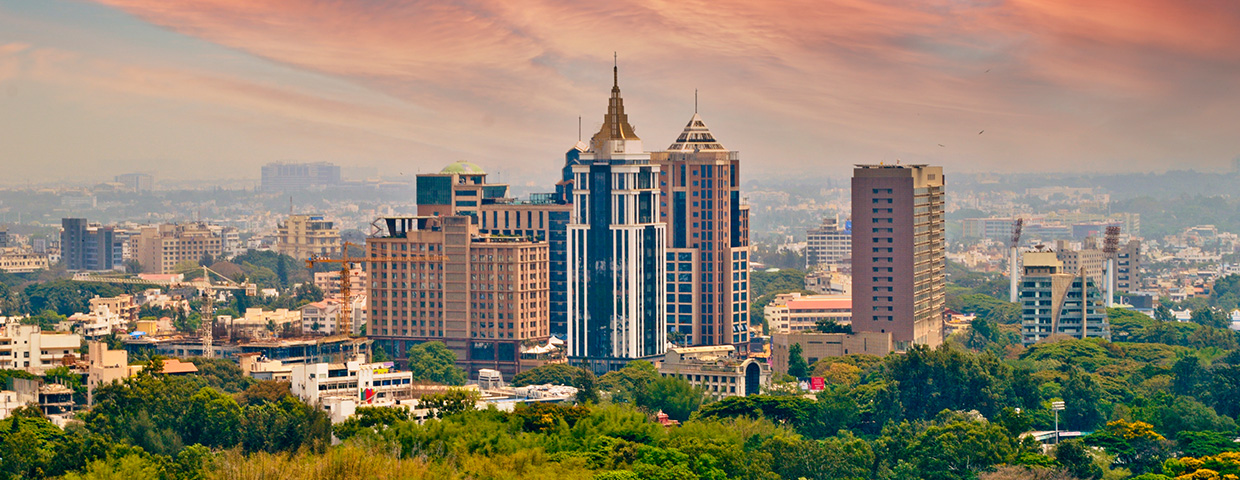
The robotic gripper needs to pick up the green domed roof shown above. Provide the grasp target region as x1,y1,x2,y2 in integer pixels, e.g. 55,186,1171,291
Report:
440,160,486,174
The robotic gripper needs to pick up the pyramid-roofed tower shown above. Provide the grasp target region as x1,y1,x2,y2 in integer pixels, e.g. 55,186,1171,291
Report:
666,113,726,152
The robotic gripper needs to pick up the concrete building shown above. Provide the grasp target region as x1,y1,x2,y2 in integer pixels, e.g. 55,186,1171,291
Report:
61,218,117,271
961,217,1017,240
651,111,751,349
770,331,893,374
1055,239,1106,287
217,308,302,340
314,266,367,298
114,173,154,192
300,296,367,336
804,269,852,295
850,164,946,350
1111,239,1142,292
1019,250,1111,345
289,355,415,407
415,161,509,221
87,341,138,405
122,334,370,364
275,214,341,261
658,345,768,399
261,162,342,191
566,65,666,373
366,216,550,379
133,223,224,274
0,325,81,375
806,217,851,269
63,303,128,338
764,293,852,333
90,294,139,322
0,248,49,273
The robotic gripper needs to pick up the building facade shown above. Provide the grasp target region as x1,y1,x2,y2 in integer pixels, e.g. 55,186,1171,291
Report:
1019,250,1111,345
850,164,946,350
276,214,341,261
770,330,893,375
657,345,768,399
806,217,852,269
566,66,666,372
764,293,852,333
133,223,225,274
0,248,49,273
651,112,750,349
0,325,81,375
61,218,116,271
1111,239,1142,292
261,162,342,191
366,216,550,379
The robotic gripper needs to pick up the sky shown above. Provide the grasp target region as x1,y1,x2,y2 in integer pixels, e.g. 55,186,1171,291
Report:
2,0,1239,187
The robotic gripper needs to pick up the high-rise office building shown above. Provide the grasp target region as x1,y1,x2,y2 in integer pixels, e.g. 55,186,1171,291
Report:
651,112,750,348
1019,249,1110,345
61,218,116,271
133,223,224,274
806,217,852,270
365,216,549,379
260,162,342,191
114,173,154,193
566,65,666,372
415,161,508,221
1110,239,1142,292
850,164,945,350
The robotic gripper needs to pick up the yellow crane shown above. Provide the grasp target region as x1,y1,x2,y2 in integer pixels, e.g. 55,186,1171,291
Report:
305,242,445,336
72,266,255,358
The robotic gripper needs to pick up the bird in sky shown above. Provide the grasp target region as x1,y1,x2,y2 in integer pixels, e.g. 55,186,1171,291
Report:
938,144,945,147
978,130,985,135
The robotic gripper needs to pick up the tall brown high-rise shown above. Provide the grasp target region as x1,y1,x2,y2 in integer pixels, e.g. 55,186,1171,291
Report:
651,113,751,349
850,164,945,349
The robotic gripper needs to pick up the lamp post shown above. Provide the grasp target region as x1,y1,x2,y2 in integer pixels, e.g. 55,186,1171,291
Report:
1051,400,1066,444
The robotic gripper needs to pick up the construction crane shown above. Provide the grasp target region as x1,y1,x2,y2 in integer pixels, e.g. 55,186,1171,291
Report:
305,242,446,337
72,266,255,358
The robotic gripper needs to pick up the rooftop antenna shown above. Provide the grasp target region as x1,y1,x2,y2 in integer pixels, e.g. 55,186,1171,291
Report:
578,116,582,141
613,52,618,87
695,89,698,114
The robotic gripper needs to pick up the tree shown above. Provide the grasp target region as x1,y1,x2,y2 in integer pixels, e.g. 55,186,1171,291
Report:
636,376,705,421
573,368,600,404
124,260,143,274
198,252,215,267
1054,439,1102,479
787,343,808,379
1154,304,1174,322
598,361,658,404
511,363,581,387
419,389,480,418
1061,368,1106,431
406,341,466,386
294,283,323,303
814,317,853,334
1190,307,1227,329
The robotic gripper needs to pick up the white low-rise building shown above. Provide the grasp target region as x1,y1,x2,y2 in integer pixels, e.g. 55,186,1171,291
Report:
0,325,81,374
299,295,367,336
764,293,852,333
658,345,769,399
289,355,415,408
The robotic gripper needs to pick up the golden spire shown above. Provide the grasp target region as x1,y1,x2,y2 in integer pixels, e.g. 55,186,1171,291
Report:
589,53,639,152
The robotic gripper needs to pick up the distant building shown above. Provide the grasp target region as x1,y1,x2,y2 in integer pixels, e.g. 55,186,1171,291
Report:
366,216,550,380
657,345,768,399
61,218,117,271
1019,250,1110,345
289,355,415,408
961,217,1016,240
0,229,7,248
87,341,138,405
0,325,81,375
566,65,666,373
300,296,367,336
850,164,946,350
415,161,509,220
0,248,49,273
261,162,342,191
114,173,154,192
770,331,893,374
806,217,851,269
765,293,852,333
314,266,367,298
275,214,341,261
1054,239,1106,287
133,223,224,274
217,308,302,341
804,269,851,295
1110,239,1142,292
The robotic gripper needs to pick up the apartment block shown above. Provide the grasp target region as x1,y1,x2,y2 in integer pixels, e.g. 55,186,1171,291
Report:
0,325,81,375
764,293,852,333
806,217,851,269
133,223,224,274
61,218,117,271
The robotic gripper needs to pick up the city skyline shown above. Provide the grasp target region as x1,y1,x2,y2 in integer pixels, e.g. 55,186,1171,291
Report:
3,0,1240,185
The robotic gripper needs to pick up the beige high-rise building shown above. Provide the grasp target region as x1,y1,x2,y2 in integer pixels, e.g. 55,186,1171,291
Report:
133,223,224,274
276,214,341,261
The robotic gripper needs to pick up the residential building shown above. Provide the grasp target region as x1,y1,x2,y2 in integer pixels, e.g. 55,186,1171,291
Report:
805,217,851,269
133,223,224,274
961,217,1017,240
300,296,367,336
63,303,128,338
314,266,367,298
114,173,154,192
1055,239,1106,287
261,162,342,191
217,308,302,340
122,335,370,364
1019,250,1111,345
657,345,768,399
90,294,139,322
850,164,946,350
804,269,852,295
0,325,82,375
61,218,117,271
87,341,139,405
566,65,666,373
0,248,49,273
770,331,893,374
764,293,851,333
1111,239,1142,292
289,355,415,407
366,216,550,379
478,200,572,337
275,214,341,261
651,111,751,348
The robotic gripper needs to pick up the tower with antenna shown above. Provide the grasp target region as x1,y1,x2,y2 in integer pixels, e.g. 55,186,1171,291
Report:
1009,218,1023,303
